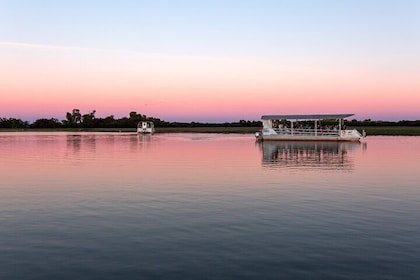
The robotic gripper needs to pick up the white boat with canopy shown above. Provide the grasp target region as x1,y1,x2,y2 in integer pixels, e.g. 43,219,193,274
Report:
137,121,155,134
255,114,365,142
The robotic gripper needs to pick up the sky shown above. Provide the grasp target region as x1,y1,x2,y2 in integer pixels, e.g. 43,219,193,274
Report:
1,0,419,122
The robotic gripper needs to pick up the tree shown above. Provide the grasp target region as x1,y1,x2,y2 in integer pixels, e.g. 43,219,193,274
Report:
30,118,62,128
82,110,96,128
103,115,116,127
6,118,26,128
64,109,82,127
0,117,28,128
127,111,146,127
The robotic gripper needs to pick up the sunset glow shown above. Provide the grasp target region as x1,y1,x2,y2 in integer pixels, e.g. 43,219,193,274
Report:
1,1,419,122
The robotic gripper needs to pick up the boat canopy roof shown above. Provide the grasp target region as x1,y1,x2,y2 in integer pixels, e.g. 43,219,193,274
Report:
261,114,354,121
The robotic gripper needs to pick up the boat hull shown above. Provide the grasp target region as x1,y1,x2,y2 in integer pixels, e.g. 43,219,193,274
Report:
256,134,360,142
256,129,362,142
137,128,155,134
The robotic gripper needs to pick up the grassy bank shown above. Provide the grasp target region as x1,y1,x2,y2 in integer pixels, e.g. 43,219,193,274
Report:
353,126,420,136
155,127,259,133
155,126,420,136
1,126,420,135
0,127,258,133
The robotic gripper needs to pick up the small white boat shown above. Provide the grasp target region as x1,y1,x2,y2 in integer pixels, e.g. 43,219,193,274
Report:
255,114,366,142
137,121,155,134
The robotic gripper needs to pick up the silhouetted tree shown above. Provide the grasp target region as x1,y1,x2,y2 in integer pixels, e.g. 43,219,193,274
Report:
82,110,96,128
0,117,28,128
63,109,83,127
30,118,62,128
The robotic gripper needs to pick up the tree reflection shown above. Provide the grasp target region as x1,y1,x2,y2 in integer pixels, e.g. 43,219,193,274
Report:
66,134,97,155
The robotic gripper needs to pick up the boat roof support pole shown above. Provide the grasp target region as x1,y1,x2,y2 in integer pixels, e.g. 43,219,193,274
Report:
291,120,294,135
315,120,317,136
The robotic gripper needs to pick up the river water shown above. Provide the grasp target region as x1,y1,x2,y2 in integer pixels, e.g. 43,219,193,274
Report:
1,132,419,279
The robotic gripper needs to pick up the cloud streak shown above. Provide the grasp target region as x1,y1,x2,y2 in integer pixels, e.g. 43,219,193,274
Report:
0,41,97,51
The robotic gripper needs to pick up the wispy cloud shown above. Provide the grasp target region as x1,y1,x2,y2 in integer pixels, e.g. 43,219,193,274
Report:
0,41,251,63
0,41,96,51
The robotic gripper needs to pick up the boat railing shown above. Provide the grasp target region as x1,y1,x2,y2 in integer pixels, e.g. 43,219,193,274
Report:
273,128,341,137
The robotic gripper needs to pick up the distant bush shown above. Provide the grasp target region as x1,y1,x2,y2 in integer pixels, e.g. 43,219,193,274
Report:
1,111,419,129
0,117,28,129
30,118,61,128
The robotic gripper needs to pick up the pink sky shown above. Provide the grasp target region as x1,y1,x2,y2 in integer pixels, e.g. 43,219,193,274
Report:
1,43,419,122
2,1,420,122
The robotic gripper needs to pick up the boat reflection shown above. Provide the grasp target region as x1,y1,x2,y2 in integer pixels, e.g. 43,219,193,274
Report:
259,141,361,170
137,133,153,143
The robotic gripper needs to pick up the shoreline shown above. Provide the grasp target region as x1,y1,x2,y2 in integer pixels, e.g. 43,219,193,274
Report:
1,126,420,136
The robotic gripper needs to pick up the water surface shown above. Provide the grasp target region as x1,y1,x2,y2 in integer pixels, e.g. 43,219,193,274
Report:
1,133,419,279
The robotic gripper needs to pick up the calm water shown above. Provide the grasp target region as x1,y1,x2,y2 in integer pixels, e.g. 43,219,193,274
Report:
1,133,419,279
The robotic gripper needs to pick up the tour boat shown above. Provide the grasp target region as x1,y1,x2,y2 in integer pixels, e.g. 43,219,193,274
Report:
137,121,155,134
255,114,366,142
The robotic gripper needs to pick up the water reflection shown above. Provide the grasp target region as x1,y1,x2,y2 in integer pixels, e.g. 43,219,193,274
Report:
259,141,361,170
61,133,160,159
66,134,82,153
2,133,420,279
137,134,153,144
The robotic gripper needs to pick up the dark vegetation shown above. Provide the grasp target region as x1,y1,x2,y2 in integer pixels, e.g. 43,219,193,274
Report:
0,109,261,129
1,110,419,135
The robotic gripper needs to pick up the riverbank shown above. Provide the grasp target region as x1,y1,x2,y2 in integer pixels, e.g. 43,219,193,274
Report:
353,126,420,136
1,126,420,135
156,126,419,136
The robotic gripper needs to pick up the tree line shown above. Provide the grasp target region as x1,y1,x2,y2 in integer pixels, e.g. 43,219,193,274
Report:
0,110,419,129
347,119,420,127
0,109,262,129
